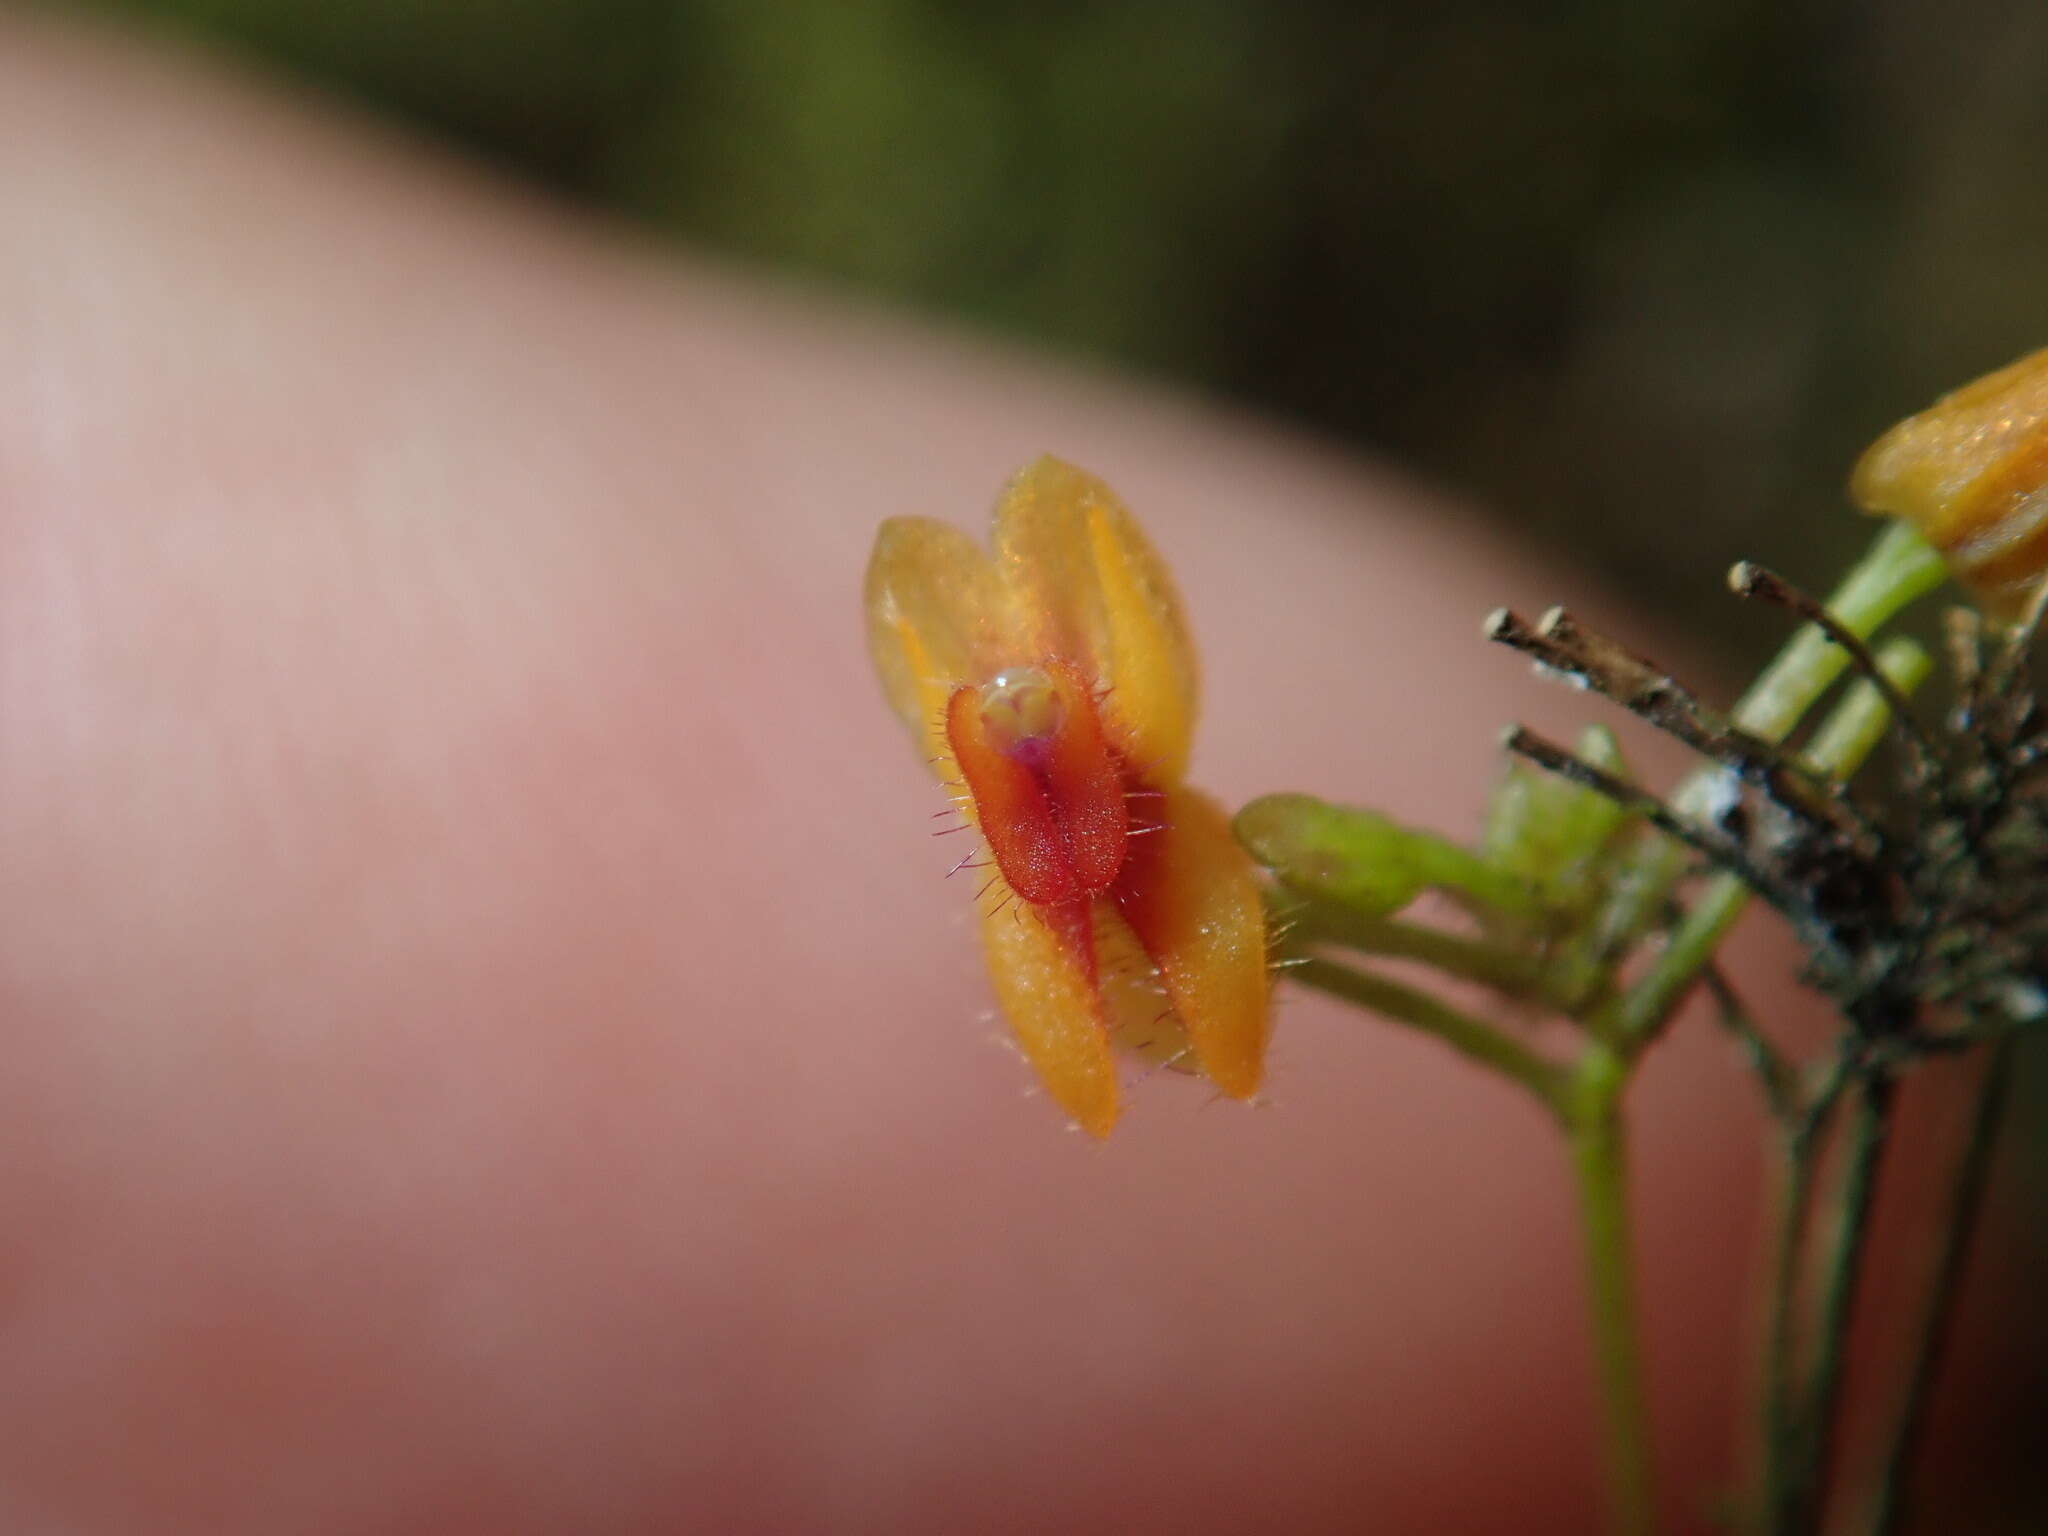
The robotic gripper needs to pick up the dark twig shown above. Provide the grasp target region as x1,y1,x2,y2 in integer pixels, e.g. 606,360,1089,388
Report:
1486,607,1877,848
1704,964,1795,1120
1787,1069,1897,1532
1501,723,1811,926
1865,1038,2015,1536
1730,562,1943,784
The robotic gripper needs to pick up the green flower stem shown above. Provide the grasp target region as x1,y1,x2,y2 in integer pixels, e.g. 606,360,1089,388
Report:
1283,899,1561,1005
1619,632,1932,1524
1273,524,1950,1536
1703,966,1796,1121
1784,1071,1897,1532
1238,793,1546,922
1575,532,1940,1532
1800,640,1936,777
1567,1043,1655,1536
1758,1127,1822,1531
1863,1038,2016,1536
1610,872,1750,1050
1756,1066,1851,1532
1287,956,1569,1113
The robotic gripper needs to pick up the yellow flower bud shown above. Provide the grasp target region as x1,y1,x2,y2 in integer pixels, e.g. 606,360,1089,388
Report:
1851,348,2048,618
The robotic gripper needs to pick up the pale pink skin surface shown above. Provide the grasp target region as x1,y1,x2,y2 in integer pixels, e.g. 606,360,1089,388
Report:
0,13,2002,1534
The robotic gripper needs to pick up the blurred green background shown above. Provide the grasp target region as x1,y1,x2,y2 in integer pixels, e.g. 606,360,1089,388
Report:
71,3,2046,1522
81,0,2048,661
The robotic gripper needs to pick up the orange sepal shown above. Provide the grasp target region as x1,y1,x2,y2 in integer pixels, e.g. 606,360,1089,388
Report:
993,457,1199,780
980,897,1119,1137
1110,783,1271,1100
864,516,1021,768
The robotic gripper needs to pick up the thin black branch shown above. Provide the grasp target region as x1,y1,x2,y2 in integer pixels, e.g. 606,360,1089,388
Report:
1500,723,1812,925
1865,1038,2016,1536
1486,606,1879,849
1790,1070,1897,1531
1730,561,1943,783
1704,964,1796,1120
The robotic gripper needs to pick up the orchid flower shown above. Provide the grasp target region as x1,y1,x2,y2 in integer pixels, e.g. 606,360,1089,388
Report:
864,457,1270,1136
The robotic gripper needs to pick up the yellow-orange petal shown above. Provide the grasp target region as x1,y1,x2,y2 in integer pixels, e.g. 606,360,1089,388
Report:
993,456,1199,780
1851,347,2048,618
981,897,1120,1136
1110,783,1271,1100
865,516,1023,766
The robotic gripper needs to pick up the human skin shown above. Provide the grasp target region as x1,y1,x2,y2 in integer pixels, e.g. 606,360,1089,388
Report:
0,11,1999,1535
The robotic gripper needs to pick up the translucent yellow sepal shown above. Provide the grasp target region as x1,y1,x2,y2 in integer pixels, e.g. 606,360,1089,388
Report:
1112,784,1270,1100
994,457,1199,780
865,516,1021,767
980,900,1120,1137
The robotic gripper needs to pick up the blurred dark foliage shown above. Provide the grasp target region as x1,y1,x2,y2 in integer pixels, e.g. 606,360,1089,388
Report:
63,1,2048,1522
84,0,2048,667
87,0,2048,663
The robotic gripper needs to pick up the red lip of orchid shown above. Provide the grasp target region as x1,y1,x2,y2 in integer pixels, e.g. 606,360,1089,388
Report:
947,662,1128,907
865,457,1271,1136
